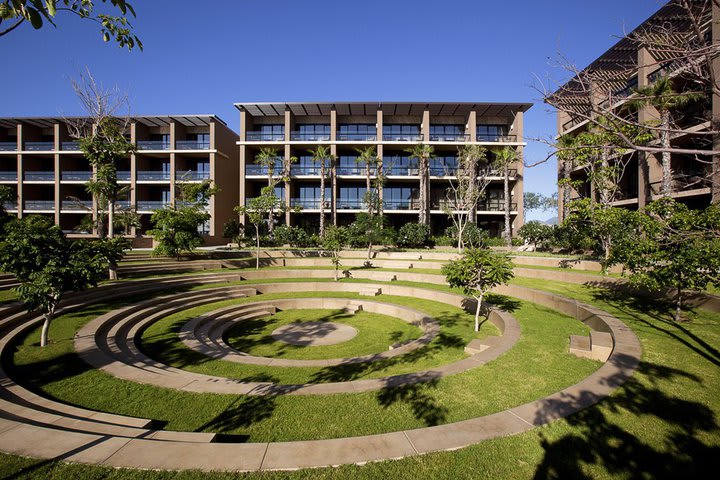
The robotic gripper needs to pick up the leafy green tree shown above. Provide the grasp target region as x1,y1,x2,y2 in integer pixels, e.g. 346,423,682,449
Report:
610,198,720,322
255,147,282,235
492,147,519,247
0,0,142,49
0,216,124,346
442,248,514,332
628,76,703,197
323,225,348,281
355,146,378,214
524,192,557,214
0,184,16,232
148,180,218,259
235,185,284,269
222,218,243,242
396,223,433,248
310,146,333,237
406,144,434,225
518,221,554,250
351,212,391,260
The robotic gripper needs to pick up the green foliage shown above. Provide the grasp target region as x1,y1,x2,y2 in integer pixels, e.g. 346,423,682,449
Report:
442,248,515,299
222,218,243,241
255,147,281,175
396,223,433,248
518,221,554,249
349,213,394,253
323,225,349,280
524,192,557,213
0,0,142,50
0,184,15,232
432,235,455,247
445,223,488,249
273,225,318,248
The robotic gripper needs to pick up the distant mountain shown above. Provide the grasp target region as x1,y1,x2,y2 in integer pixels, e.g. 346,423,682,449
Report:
543,216,558,225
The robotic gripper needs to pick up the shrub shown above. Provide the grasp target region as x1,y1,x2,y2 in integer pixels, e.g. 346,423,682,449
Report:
433,235,455,247
518,221,554,249
272,225,318,248
396,223,434,248
222,218,243,241
445,223,488,248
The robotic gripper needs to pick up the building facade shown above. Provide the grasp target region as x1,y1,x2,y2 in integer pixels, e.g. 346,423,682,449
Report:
236,102,529,236
0,115,238,246
554,1,718,222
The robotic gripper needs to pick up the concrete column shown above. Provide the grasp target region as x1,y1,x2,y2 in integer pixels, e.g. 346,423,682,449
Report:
331,106,338,225
238,144,247,226
468,110,477,142
169,122,176,205
376,109,384,212
422,109,430,143
54,124,61,225
16,124,22,218
284,144,291,226
284,109,293,142
130,122,137,236
513,111,525,231
637,47,658,207
239,109,248,142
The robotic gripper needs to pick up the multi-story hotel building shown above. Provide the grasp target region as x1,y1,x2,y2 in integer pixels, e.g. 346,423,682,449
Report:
554,1,718,222
0,115,238,246
236,102,530,236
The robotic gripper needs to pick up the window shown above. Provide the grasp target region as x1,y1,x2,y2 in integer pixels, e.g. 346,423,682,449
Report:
338,124,376,140
476,125,508,141
384,187,417,209
338,187,367,208
260,125,284,135
383,154,417,175
294,124,330,140
429,125,464,140
430,155,458,175
337,155,362,175
383,124,421,140
150,133,170,148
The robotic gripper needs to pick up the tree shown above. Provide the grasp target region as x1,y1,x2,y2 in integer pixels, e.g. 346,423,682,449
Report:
255,148,281,235
147,180,218,259
355,146,378,214
518,221,554,250
628,76,703,196
442,248,514,332
492,147,519,247
0,216,123,346
322,225,348,281
0,184,15,232
350,212,390,260
281,154,297,226
235,185,284,269
524,192,557,214
610,198,720,322
0,0,142,49
310,146,332,238
406,144,434,225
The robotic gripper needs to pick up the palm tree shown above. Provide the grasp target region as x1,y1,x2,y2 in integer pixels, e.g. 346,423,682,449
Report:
255,147,280,235
457,144,487,223
406,144,434,226
355,146,378,214
629,76,703,197
282,155,297,226
493,147,519,248
309,146,332,237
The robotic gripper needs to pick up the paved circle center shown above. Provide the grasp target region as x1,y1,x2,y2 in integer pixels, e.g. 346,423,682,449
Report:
271,321,358,346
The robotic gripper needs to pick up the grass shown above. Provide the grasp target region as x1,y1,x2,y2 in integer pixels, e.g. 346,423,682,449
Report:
0,288,17,304
225,308,422,360
3,275,718,478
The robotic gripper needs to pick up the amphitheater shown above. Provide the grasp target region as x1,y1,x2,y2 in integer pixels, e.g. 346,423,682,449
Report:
0,249,717,473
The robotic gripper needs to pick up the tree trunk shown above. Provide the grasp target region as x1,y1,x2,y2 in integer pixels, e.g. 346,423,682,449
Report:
660,111,673,197
419,155,428,225
255,225,260,270
107,199,118,280
40,312,53,347
331,157,338,225
474,293,484,332
503,165,511,248
562,160,572,220
267,173,274,235
319,160,326,238
366,163,372,215
367,241,373,260
334,255,339,282
675,286,683,322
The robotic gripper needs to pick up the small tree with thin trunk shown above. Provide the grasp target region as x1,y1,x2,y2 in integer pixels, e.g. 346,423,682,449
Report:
235,185,283,269
355,146,378,214
310,146,332,238
255,147,281,235
406,143,434,226
492,147,519,247
323,225,348,281
442,248,514,332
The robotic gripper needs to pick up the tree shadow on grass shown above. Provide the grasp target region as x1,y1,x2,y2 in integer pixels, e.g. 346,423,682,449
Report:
376,372,448,426
533,358,720,479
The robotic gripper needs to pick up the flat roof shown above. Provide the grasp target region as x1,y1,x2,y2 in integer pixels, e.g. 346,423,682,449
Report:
0,114,228,129
234,102,533,117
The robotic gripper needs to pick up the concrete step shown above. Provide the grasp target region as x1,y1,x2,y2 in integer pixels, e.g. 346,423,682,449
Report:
358,287,382,296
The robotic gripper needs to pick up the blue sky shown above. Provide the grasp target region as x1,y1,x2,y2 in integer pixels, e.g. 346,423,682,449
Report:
0,0,663,220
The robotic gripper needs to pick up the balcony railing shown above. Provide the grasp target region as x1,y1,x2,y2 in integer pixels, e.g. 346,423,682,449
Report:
429,167,456,176
429,133,470,142
137,141,170,150
137,201,169,211
24,141,54,151
61,141,81,151
176,140,210,150
382,133,424,142
0,171,17,181
24,171,55,181
245,132,284,141
116,200,131,209
3,202,17,210
479,201,518,212
61,200,93,211
561,115,587,132
336,199,366,209
384,200,420,210
0,142,18,151
137,171,171,181
245,165,281,176
61,171,93,181
336,166,365,175
477,134,517,142
118,171,131,181
336,133,377,141
650,173,712,195
290,132,331,141
290,198,331,209
176,170,210,181
386,167,419,176
24,200,55,211
290,166,324,176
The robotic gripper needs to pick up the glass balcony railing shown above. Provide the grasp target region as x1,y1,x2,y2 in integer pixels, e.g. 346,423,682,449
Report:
3,202,17,210
336,133,377,141
290,198,331,209
290,166,323,176
24,200,55,210
61,171,93,181
336,166,365,175
336,199,365,209
61,200,93,211
0,142,17,151
245,132,284,141
137,140,170,150
116,200,131,209
429,133,470,142
137,171,171,181
386,167,419,176
176,140,210,150
245,165,281,176
24,141,54,151
382,133,424,142
477,134,517,142
479,201,518,212
61,141,81,151
137,201,169,211
384,200,419,210
0,171,17,181
176,170,210,181
290,132,331,141
24,171,55,181
118,171,132,181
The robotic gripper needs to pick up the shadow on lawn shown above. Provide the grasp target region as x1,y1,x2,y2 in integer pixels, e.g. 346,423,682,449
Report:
376,372,448,426
533,355,720,479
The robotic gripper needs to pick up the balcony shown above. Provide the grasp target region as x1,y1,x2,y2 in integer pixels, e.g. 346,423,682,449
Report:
290,132,331,141
118,171,131,181
386,167,419,176
137,171,171,181
0,171,17,181
24,200,55,211
479,201,518,212
176,170,210,181
116,200,131,209
245,132,284,141
336,199,365,209
176,140,210,150
3,202,17,210
24,171,55,181
137,201,169,211
61,171,93,181
245,165,280,176
382,133,424,142
290,166,323,176
429,133,470,142
61,200,93,211
384,200,419,210
137,141,170,150
336,133,377,141
290,198,331,209
650,173,712,195
24,141,54,151
0,142,17,151
61,141,81,151
477,134,517,142
336,166,365,175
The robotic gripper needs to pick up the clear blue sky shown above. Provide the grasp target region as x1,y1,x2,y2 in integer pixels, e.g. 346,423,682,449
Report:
0,0,663,221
